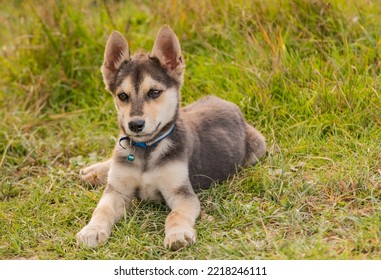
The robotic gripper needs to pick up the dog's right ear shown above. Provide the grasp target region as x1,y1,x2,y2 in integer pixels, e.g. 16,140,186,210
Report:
101,31,130,91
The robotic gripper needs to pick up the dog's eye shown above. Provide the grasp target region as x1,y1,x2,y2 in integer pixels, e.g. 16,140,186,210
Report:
118,92,129,102
147,89,162,99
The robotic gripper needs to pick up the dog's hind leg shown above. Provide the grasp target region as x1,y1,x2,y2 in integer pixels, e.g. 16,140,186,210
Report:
80,159,111,186
243,123,266,167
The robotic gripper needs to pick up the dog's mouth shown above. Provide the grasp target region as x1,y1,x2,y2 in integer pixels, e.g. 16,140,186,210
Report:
121,122,161,142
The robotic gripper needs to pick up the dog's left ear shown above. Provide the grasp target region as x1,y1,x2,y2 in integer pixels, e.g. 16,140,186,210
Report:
151,25,185,83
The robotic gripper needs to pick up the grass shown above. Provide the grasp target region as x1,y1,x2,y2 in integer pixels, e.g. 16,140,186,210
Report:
1,0,380,259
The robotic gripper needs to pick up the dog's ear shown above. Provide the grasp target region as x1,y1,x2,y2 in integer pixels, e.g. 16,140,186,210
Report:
150,25,185,82
101,31,130,91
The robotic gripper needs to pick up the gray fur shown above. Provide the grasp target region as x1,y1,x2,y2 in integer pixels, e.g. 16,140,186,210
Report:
181,96,249,189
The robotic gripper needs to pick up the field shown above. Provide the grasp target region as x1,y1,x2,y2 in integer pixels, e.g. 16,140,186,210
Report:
1,0,380,259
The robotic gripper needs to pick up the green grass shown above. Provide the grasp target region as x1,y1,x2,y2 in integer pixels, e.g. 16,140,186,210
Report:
1,0,380,259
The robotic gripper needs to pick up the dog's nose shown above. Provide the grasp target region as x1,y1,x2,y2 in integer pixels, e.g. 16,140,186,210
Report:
128,120,145,133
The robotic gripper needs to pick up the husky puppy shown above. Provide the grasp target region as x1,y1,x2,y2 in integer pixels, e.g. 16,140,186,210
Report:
77,25,266,250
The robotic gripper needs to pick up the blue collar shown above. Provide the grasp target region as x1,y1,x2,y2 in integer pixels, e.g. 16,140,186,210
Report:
119,124,176,149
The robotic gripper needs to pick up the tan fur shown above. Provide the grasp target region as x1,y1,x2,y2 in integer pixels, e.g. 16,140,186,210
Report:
115,76,178,142
80,159,110,186
77,156,200,249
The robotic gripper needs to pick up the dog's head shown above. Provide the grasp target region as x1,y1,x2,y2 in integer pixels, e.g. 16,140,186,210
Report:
101,25,185,142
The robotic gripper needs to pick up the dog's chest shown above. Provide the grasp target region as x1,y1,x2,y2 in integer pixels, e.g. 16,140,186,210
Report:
123,163,165,201
111,137,188,202
110,158,166,202
137,172,163,201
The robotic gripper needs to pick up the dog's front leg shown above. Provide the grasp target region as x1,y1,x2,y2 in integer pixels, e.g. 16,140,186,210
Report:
76,185,132,247
161,183,201,250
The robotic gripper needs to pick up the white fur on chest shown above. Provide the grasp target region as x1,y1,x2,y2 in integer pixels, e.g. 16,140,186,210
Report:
108,143,189,202
107,162,160,201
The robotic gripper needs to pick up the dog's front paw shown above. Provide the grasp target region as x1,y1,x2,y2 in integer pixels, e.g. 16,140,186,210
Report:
164,226,196,251
76,224,111,248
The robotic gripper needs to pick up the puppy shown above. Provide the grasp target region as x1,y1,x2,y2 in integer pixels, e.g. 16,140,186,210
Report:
77,25,266,250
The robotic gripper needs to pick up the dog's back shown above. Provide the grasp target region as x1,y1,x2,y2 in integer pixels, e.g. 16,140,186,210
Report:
181,95,254,189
